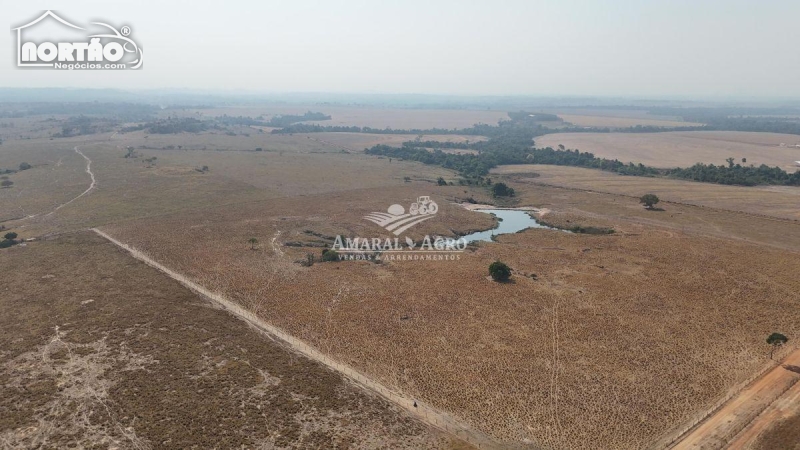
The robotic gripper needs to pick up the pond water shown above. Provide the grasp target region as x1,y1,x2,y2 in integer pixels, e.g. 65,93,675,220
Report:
461,209,560,243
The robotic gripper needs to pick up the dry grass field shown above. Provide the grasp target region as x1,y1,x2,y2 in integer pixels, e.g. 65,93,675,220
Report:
4,110,800,449
101,182,800,450
492,164,800,223
1,132,456,238
184,105,510,129
558,114,701,128
0,231,463,449
296,132,486,152
535,131,800,170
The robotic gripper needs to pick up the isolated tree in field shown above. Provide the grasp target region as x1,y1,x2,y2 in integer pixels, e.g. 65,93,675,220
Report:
4,232,18,240
437,177,447,186
640,193,660,209
18,162,31,170
248,238,258,250
726,157,735,168
492,182,515,197
488,261,512,282
742,157,747,164
767,333,788,359
1,180,12,188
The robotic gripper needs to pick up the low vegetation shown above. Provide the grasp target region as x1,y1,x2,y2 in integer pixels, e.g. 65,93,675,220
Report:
488,261,511,281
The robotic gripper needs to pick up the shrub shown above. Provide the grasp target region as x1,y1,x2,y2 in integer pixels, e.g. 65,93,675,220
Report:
1,180,12,188
0,240,14,249
321,249,339,262
489,261,512,282
4,232,18,240
437,177,447,186
18,162,31,170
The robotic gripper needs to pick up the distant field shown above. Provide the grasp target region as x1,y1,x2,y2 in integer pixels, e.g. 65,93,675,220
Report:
297,132,486,152
185,105,509,129
492,164,800,222
558,114,702,128
536,131,800,170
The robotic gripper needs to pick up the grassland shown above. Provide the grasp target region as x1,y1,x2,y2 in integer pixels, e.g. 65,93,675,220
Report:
184,105,510,129
0,231,463,449
492,164,800,223
535,131,800,170
3,110,800,449
101,182,800,450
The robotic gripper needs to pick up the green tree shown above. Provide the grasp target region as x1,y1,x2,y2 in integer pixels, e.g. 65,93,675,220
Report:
321,248,339,262
488,261,512,282
437,177,447,186
491,182,515,197
766,333,788,359
640,193,660,209
726,157,735,168
248,237,258,250
4,232,18,240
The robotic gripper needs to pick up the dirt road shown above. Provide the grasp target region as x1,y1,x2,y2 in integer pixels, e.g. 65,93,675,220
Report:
92,228,504,450
672,349,800,449
44,146,96,217
727,372,800,449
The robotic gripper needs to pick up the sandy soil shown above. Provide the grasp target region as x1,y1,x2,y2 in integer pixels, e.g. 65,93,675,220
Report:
671,349,800,449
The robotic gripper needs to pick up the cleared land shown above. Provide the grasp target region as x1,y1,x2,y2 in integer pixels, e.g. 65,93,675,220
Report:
0,231,464,449
103,184,800,450
558,114,701,128
492,164,800,223
4,114,800,449
297,132,486,152
186,105,510,129
672,349,800,449
535,131,800,170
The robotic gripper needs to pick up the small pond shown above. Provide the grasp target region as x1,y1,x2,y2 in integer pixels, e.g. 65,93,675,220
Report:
461,209,561,243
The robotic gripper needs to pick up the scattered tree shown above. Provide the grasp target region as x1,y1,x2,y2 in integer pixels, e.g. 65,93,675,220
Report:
4,232,18,240
742,157,747,164
321,248,339,262
18,162,31,170
248,237,258,250
437,177,447,186
767,333,788,359
491,182,515,197
640,193,660,209
488,261,512,282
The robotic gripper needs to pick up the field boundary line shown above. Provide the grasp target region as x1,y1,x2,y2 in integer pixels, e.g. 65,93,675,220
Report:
725,374,800,449
664,348,800,449
91,228,504,450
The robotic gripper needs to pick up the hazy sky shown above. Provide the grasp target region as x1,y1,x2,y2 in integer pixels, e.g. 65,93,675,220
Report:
2,0,799,98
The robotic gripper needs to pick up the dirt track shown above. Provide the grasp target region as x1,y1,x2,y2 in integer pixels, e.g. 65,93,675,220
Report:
672,349,800,449
92,228,502,450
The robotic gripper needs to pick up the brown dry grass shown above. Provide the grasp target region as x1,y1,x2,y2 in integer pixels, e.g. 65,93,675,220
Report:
0,231,462,449
297,132,486,152
557,114,701,128
535,131,800,170
103,184,800,450
181,105,509,129
492,164,800,223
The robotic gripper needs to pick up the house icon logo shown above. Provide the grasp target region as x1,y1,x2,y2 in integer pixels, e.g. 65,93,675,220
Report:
12,10,143,70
